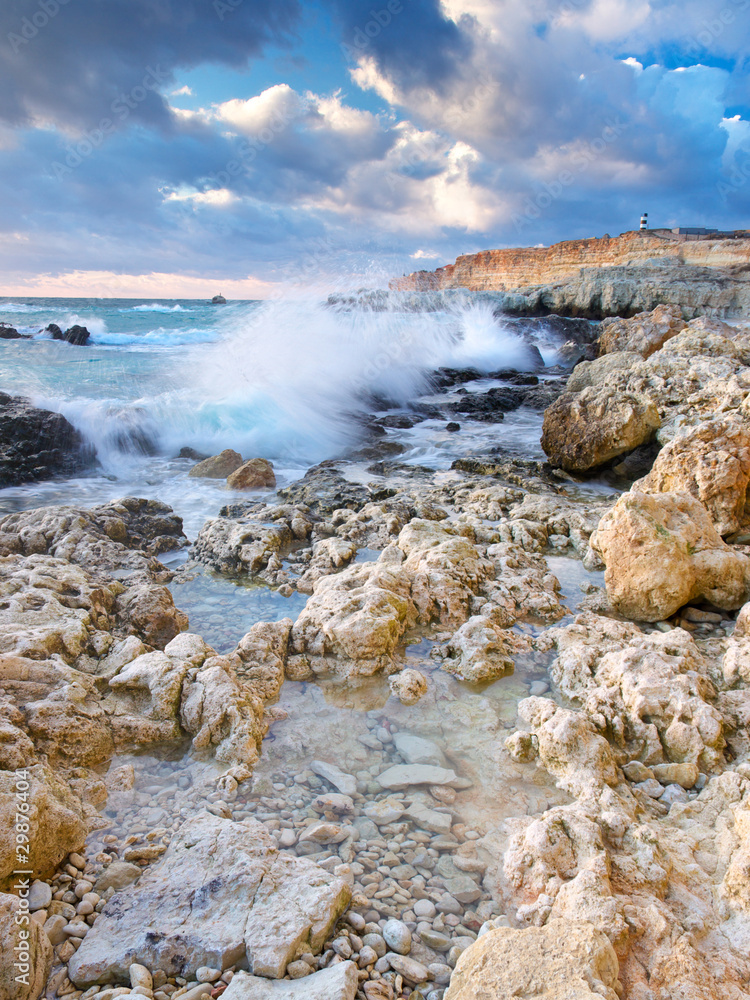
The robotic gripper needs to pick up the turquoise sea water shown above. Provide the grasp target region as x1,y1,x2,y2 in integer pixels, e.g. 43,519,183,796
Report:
0,294,555,536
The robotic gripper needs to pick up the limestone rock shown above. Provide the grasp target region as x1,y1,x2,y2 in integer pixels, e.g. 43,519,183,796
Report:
0,890,53,1000
114,584,188,649
0,764,86,891
541,386,661,473
635,417,750,536
392,733,445,767
444,920,620,1000
221,963,358,1000
566,351,644,393
438,615,529,683
68,813,351,985
591,490,750,621
376,764,466,791
227,459,276,490
189,450,243,479
234,619,293,702
548,614,725,770
309,762,357,797
389,668,427,705
598,304,687,359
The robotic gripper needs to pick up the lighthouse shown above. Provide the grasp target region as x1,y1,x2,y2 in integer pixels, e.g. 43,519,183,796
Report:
640,212,648,231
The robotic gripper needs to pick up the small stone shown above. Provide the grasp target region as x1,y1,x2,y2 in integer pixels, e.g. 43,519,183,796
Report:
299,822,348,844
364,800,404,826
310,761,358,797
278,829,297,848
418,929,451,952
392,734,445,767
64,921,90,938
286,960,313,979
383,920,412,955
427,963,452,985
622,761,654,782
413,900,436,919
69,853,87,870
44,914,69,946
312,793,355,815
28,880,53,911
529,681,549,696
74,881,94,899
364,981,394,1000
346,912,366,932
634,778,665,799
332,937,352,959
226,458,276,490
94,862,142,894
376,765,467,791
359,946,379,967
195,968,221,984
651,762,699,789
385,953,429,983
660,783,690,807
362,934,387,958
128,962,154,990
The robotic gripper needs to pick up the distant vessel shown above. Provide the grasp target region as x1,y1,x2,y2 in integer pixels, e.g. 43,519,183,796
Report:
210,294,227,305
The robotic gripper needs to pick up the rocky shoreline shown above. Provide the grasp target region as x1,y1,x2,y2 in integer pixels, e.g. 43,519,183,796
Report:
2,304,750,1000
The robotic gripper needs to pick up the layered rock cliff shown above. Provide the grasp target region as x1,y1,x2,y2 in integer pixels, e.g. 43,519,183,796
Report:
391,231,750,319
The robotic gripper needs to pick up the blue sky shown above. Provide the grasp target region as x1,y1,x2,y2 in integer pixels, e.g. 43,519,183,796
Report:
0,0,748,297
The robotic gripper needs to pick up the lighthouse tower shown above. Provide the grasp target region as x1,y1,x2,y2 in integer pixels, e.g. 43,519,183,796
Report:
640,212,648,231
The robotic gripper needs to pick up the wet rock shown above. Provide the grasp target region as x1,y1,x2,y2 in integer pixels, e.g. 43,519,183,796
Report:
392,733,445,767
376,764,467,790
389,669,428,705
227,458,276,490
591,490,750,621
0,393,94,486
541,386,661,473
63,324,91,346
363,799,404,825
635,417,750,536
0,891,53,1000
437,616,529,683
189,450,244,479
598,303,687,359
443,920,620,1000
0,323,28,339
221,962,358,999
310,761,358,797
299,822,349,845
68,812,351,985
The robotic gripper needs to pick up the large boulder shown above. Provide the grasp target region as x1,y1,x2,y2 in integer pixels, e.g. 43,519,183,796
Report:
0,891,53,1000
635,417,750,536
566,351,644,393
591,490,750,621
598,304,687,359
541,386,661,473
188,449,244,479
68,812,351,986
444,920,620,1000
0,394,93,487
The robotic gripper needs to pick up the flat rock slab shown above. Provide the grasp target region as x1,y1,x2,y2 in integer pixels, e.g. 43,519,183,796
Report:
222,963,358,1000
69,813,351,986
310,761,358,796
392,733,446,767
376,764,470,790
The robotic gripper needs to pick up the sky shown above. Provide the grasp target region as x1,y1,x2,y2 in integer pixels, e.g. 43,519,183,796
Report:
0,0,748,297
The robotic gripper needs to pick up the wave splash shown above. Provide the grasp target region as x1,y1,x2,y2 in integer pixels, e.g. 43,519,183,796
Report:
34,294,552,471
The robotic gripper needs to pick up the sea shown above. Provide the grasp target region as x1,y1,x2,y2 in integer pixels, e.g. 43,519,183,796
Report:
0,294,564,538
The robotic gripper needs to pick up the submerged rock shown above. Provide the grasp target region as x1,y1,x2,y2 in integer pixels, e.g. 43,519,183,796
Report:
444,920,620,1000
68,812,351,985
0,393,94,486
437,615,529,683
541,385,661,473
591,490,750,621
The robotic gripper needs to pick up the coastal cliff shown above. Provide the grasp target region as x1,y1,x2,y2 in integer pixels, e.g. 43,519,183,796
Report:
391,230,750,318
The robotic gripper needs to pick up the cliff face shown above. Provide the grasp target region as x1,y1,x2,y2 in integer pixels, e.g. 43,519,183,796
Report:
391,231,750,318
